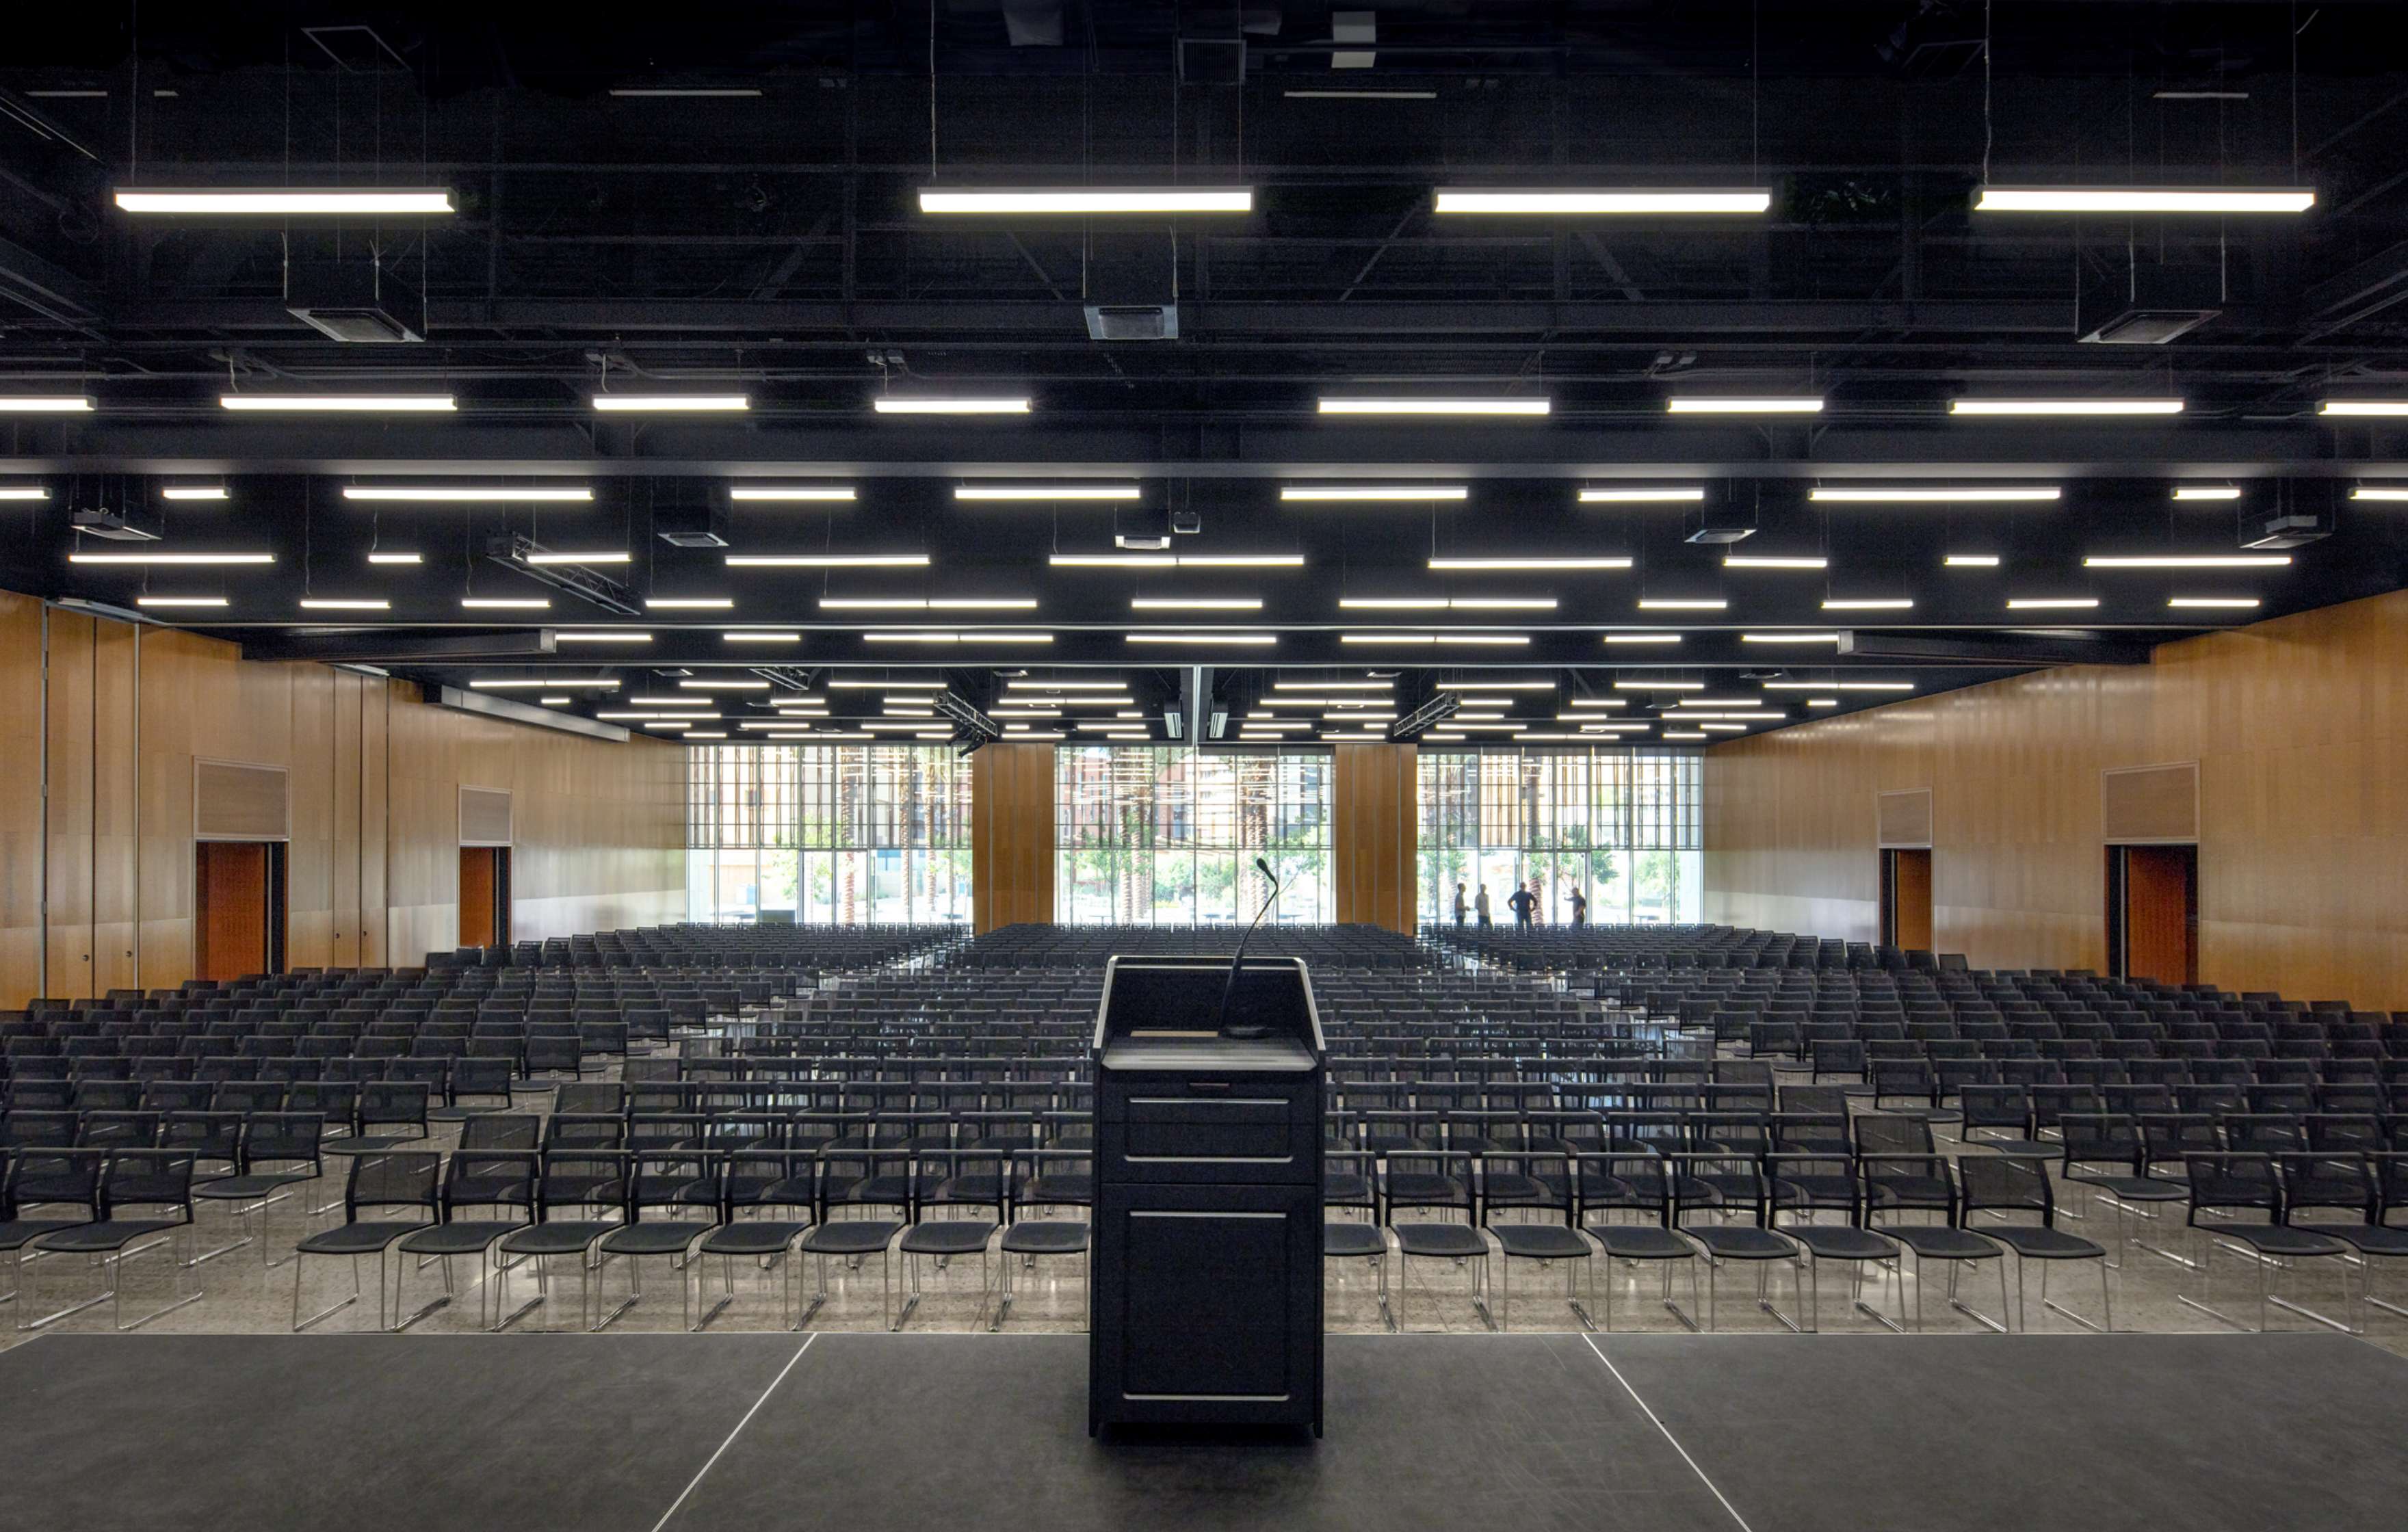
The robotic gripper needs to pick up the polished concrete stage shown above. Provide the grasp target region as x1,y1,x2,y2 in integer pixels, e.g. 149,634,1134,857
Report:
3,1331,2403,1532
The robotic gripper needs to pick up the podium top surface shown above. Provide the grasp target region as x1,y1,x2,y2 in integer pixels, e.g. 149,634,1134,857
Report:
1091,953,1325,1060
1097,1033,1318,1074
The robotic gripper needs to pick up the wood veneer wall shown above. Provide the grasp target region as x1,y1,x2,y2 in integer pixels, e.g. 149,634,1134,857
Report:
1333,743,1417,934
1703,585,2408,1009
0,590,685,1004
971,743,1056,932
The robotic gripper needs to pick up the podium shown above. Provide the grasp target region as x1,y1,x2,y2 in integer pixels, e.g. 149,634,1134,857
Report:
1088,954,1325,1436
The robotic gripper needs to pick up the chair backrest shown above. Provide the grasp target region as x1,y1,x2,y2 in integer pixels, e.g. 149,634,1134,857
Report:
1859,1153,1959,1220
1852,1113,1935,1157
1958,1154,2057,1224
2186,1152,2282,1221
342,1150,443,1221
2,1146,105,1217
242,1112,326,1170
629,1148,722,1218
1668,1151,1770,1226
101,1147,198,1219
536,1148,630,1219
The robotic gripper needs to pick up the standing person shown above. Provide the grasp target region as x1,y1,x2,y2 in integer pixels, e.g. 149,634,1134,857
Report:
1569,883,1588,927
1474,884,1492,928
1506,883,1534,930
1452,882,1468,926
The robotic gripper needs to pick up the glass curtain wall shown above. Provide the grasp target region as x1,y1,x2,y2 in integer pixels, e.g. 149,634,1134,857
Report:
1056,745,1333,925
685,744,973,924
1417,749,1703,927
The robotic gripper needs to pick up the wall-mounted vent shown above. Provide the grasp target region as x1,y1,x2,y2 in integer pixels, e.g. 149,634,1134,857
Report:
194,759,291,842
1876,789,1933,849
2102,762,2200,844
459,785,514,847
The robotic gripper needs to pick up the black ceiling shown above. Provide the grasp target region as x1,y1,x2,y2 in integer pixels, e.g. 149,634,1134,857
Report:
5,2,2408,747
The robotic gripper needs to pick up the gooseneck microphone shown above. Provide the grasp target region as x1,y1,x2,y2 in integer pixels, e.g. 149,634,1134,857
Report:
1216,856,1281,1038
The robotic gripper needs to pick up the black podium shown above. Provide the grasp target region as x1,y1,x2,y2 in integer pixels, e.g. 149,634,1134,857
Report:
1089,954,1325,1436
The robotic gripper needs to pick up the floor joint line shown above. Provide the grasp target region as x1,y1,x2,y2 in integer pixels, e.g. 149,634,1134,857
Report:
1580,1334,1756,1532
649,1334,817,1532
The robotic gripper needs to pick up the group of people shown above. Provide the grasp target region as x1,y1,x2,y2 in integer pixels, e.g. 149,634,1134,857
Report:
1452,877,1586,929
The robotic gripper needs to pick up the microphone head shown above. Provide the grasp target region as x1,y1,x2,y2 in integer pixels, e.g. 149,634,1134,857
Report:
1255,856,1274,880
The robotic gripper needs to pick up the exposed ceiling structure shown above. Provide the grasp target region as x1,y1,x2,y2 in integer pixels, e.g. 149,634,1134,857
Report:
4,3,2407,748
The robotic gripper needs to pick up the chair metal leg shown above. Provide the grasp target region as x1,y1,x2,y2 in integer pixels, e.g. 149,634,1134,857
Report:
391,1247,452,1332
291,1247,365,1332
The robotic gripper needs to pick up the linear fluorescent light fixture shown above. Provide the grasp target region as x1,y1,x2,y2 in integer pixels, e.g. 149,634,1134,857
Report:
678,679,770,690
954,484,1140,501
1974,185,2314,214
1580,487,1705,503
68,551,273,564
729,486,856,501
1435,188,1770,215
1428,556,1631,571
1811,486,2058,503
0,395,94,412
1950,399,2184,416
1279,681,1395,691
2320,401,2408,417
1339,633,1529,646
298,598,389,611
645,596,735,609
1739,632,1841,644
864,631,1052,644
367,551,422,564
727,553,930,567
1725,555,1827,570
117,187,456,215
160,485,228,499
1051,553,1303,568
2170,596,2262,609
723,631,800,642
610,88,764,98
1637,598,1725,611
919,187,1252,215
460,596,551,609
1614,680,1705,691
2173,487,2243,501
1127,633,1278,646
1822,598,1915,610
822,597,1036,610
1341,596,1556,610
1667,396,1823,414
1606,634,1684,645
467,678,618,690
226,395,456,413
0,487,51,500
525,551,630,565
1281,485,1467,502
872,397,1030,415
2005,597,2099,609
592,395,750,412
134,596,228,608
1762,681,1915,692
1944,554,2001,568
1132,597,1262,610
554,631,653,642
1316,397,1548,417
2348,486,2408,501
343,484,588,501
833,680,945,690
2084,555,2290,569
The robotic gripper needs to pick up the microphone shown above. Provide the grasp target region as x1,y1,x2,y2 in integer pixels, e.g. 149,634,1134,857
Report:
1216,856,1281,1038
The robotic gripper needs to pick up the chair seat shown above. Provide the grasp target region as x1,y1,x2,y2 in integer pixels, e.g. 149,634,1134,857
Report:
900,1219,995,1257
600,1222,714,1256
323,1135,423,1156
499,1221,618,1256
2078,1174,2187,1204
1024,1174,1093,1207
1977,1139,2060,1161
701,1221,811,1257
397,1221,525,1256
34,1218,182,1254
2331,1225,2408,1257
1000,1220,1090,1256
0,1218,87,1252
1587,1224,1694,1261
1876,1225,2004,1261
1393,1222,1488,1260
800,1219,901,1256
1783,1224,1898,1261
1867,1178,1955,1213
1322,1174,1374,1207
1684,1225,1796,1260
1490,1222,1592,1260
1385,1173,1468,1208
2219,1224,2349,1258
1324,1221,1387,1259
296,1220,429,1256
1983,1226,2105,1260
192,1172,315,1201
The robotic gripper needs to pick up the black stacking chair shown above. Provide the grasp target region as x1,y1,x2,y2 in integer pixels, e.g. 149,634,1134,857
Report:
1766,1151,1902,1331
795,1146,906,1330
493,1148,632,1332
1957,1154,2111,1332
291,1149,443,1332
1574,1152,1701,1332
1667,1150,1805,1332
595,1148,725,1331
2058,1113,2186,1263
1320,1148,1391,1332
993,1149,1092,1332
1384,1150,1491,1330
2328,1152,2408,1333
895,1147,1002,1332
1,1148,101,1315
2180,1152,2351,1333
695,1148,815,1330
395,1148,537,1331
22,1148,203,1332
1477,1150,1592,1331
1861,1155,2009,1333
190,1111,325,1271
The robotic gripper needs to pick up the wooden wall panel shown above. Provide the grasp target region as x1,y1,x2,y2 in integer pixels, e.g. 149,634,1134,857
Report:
1333,743,1417,934
971,743,1056,932
1,594,687,1003
1705,585,2408,1009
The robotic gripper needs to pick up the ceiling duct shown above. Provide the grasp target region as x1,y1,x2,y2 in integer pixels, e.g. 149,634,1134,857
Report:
483,533,641,615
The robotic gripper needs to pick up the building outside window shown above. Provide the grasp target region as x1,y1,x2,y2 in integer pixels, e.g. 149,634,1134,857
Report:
1417,748,1703,927
685,744,973,925
1056,745,1333,924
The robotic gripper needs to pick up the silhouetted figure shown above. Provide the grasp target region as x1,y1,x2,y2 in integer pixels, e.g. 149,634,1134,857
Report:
1506,884,1536,929
1474,885,1492,928
1452,883,1468,926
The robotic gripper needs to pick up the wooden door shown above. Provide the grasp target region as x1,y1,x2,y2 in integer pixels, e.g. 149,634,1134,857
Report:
195,841,270,982
2119,845,2198,985
459,846,498,948
1883,848,1934,951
